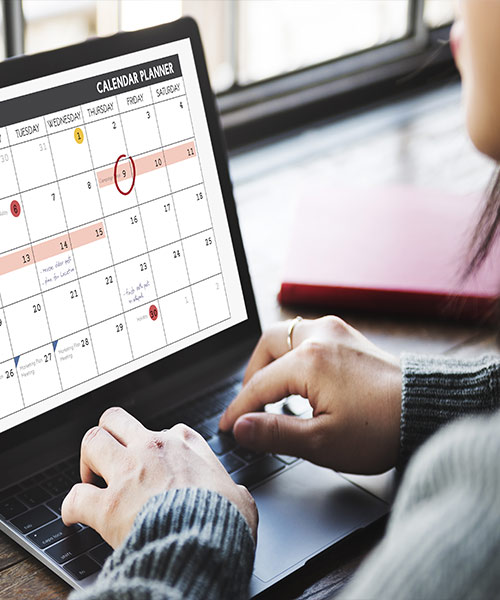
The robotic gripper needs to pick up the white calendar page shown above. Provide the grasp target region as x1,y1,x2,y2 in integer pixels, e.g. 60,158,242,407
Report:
0,38,247,433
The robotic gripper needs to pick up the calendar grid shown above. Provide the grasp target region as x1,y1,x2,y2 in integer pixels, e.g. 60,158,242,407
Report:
3,126,65,401
182,84,231,321
4,82,184,150
0,310,231,421
0,180,203,259
0,288,26,409
0,49,244,426
43,115,101,381
0,272,222,354
0,227,216,311
78,107,136,363
0,136,195,204
115,90,170,346
0,272,225,373
149,85,201,333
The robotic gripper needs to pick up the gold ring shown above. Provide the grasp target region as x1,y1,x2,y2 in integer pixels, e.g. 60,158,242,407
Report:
287,316,303,351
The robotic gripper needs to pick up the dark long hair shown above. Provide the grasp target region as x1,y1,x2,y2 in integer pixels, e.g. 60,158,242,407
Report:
465,168,500,279
461,168,500,329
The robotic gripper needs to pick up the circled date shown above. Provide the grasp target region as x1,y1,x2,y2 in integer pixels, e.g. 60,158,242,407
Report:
10,200,21,217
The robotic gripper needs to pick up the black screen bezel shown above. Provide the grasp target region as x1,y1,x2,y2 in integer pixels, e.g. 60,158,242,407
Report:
0,17,260,454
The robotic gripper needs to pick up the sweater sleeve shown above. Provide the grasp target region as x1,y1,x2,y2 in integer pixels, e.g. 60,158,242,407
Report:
340,408,500,600
69,487,255,600
398,352,500,469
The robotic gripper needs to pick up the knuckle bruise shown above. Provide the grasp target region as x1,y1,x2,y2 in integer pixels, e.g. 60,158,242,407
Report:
146,435,165,450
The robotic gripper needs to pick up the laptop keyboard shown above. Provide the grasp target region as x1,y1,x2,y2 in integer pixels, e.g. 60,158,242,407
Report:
0,380,298,583
0,460,110,581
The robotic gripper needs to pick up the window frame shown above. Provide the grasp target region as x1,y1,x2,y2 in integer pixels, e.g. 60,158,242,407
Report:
218,0,456,148
3,0,24,57
2,0,457,149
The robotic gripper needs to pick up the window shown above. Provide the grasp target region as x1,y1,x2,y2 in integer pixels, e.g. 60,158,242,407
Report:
23,0,97,55
424,0,455,28
236,1,410,85
19,0,421,92
5,1,457,147
120,0,182,31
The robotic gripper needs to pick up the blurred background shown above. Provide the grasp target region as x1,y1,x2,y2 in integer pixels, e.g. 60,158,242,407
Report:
2,0,494,329
16,0,453,89
1,0,455,147
4,1,495,350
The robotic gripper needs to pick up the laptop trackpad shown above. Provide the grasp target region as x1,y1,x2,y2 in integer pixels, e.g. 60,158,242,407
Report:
252,461,388,583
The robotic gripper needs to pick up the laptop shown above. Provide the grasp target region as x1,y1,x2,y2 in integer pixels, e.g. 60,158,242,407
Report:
0,17,389,597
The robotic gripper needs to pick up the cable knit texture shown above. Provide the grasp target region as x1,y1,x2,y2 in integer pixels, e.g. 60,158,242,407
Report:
340,408,500,600
398,353,500,470
69,488,255,600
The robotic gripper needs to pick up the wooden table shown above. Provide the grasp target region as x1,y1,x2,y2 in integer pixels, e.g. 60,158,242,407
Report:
2,82,498,598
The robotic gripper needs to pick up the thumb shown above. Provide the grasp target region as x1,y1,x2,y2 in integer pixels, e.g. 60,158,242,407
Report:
62,482,105,531
233,412,325,461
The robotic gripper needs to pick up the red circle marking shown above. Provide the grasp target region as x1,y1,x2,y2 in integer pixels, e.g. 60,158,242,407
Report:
149,305,158,321
10,200,21,218
113,154,136,196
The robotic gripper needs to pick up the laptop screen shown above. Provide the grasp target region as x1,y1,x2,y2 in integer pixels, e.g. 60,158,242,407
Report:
0,36,247,434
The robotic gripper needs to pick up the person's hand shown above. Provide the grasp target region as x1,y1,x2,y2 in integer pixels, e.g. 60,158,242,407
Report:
62,407,258,548
219,316,402,474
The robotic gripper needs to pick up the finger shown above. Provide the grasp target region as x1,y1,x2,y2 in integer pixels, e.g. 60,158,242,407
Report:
220,350,307,431
233,412,327,462
80,425,127,485
61,482,105,529
243,319,308,385
242,323,288,385
99,406,148,446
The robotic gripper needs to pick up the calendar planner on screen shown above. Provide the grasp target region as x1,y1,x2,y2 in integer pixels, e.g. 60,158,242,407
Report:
0,39,247,432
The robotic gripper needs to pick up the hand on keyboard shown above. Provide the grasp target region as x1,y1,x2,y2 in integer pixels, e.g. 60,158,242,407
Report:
219,316,402,475
61,407,258,548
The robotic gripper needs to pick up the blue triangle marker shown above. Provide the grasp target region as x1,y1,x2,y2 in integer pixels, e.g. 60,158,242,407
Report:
14,356,20,368
52,340,58,351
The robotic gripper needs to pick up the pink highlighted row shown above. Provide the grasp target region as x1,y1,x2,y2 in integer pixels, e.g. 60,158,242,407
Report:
0,222,106,277
97,141,197,189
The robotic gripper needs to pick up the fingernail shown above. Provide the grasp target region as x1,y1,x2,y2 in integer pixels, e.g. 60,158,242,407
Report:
235,417,255,445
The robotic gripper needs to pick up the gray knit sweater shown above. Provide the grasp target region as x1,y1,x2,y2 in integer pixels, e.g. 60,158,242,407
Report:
71,353,500,600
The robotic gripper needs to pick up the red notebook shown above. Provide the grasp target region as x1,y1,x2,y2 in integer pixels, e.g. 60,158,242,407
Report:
278,186,500,322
